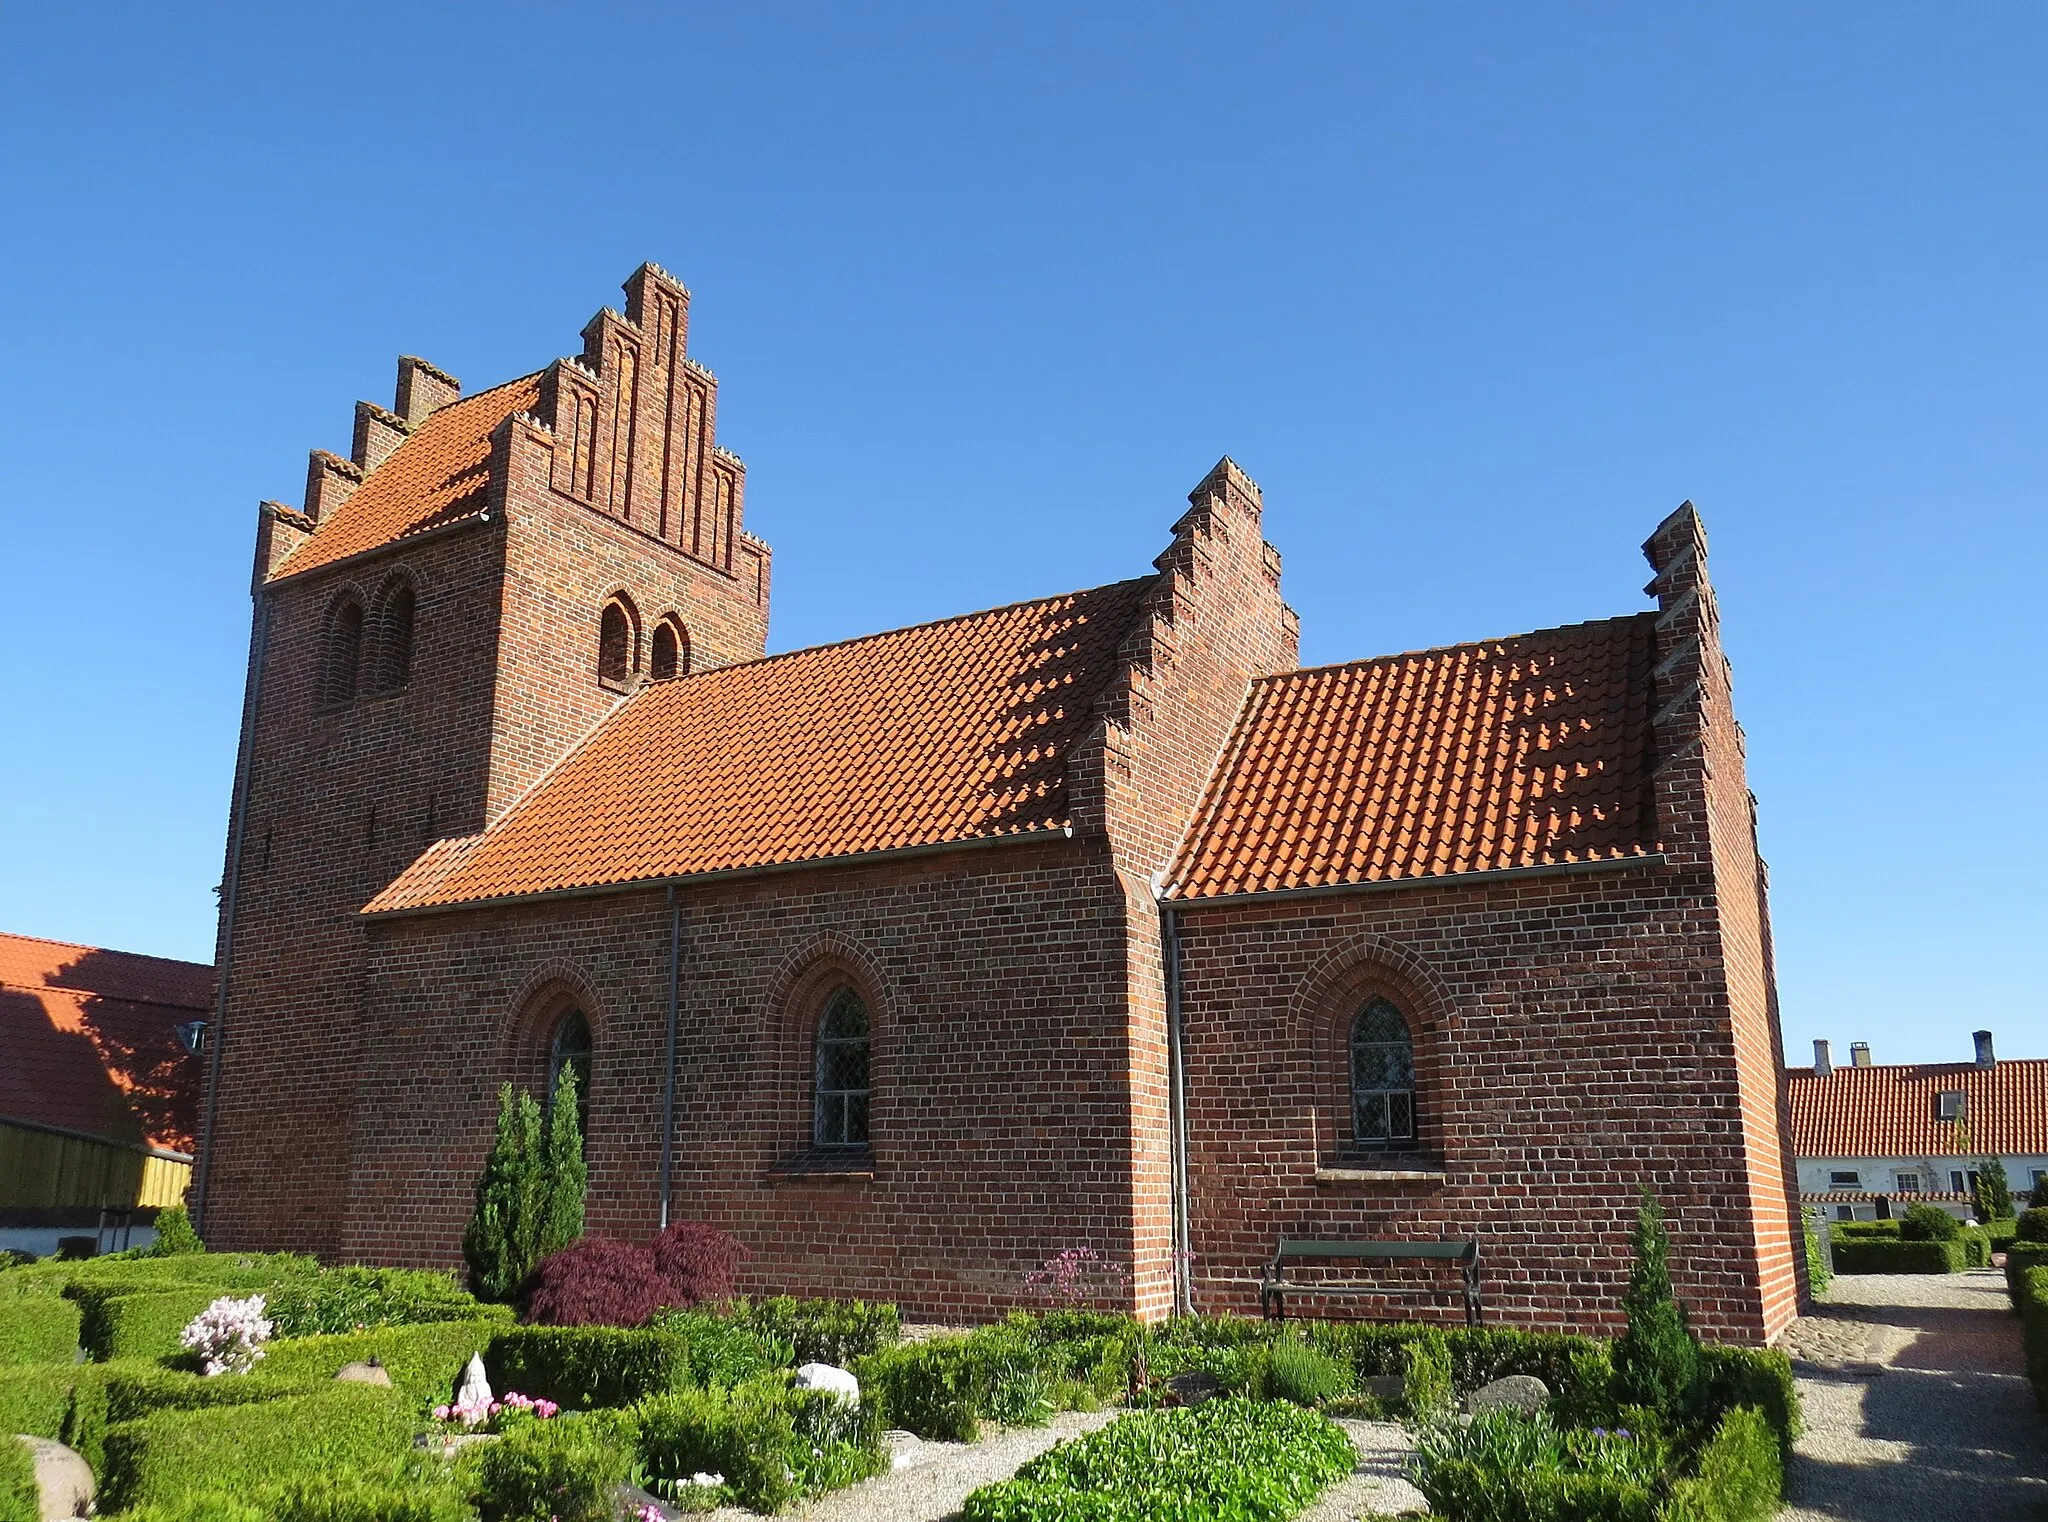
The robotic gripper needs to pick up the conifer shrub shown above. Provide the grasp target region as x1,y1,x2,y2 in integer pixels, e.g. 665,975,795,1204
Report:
464,1086,544,1303
650,1221,747,1307
519,1237,671,1328
1974,1158,2015,1223
537,1069,585,1261
142,1207,204,1257
1899,1203,1961,1241
1613,1187,1700,1420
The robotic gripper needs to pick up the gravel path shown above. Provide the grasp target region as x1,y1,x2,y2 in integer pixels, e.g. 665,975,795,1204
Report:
671,1408,1421,1522
1778,1267,2048,1520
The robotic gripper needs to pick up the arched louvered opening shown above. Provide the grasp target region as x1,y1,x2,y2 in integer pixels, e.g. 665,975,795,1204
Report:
325,595,365,706
372,580,415,694
649,617,689,681
598,596,638,688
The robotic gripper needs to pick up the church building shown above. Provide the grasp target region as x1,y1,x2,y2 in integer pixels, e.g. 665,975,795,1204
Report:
196,263,1803,1343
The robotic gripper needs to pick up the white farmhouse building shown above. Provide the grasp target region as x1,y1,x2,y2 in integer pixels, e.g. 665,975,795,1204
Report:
1787,1031,2048,1223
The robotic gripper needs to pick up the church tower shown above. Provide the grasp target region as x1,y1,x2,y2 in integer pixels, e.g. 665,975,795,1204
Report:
195,264,771,1253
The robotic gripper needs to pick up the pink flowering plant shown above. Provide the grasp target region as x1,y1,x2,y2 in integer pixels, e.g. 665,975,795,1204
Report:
1023,1246,1132,1310
430,1389,561,1433
180,1293,273,1376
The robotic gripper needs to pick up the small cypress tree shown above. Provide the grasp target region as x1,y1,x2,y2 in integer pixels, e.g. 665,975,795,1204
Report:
1613,1185,1699,1419
1974,1158,2014,1222
538,1066,587,1258
465,1083,544,1302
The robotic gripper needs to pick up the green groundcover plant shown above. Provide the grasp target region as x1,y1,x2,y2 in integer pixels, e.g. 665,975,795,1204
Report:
962,1396,1357,1522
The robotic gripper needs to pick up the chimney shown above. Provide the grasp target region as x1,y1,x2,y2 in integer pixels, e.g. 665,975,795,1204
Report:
1812,1039,1833,1077
1974,1030,1996,1069
1850,1041,1873,1068
394,356,460,426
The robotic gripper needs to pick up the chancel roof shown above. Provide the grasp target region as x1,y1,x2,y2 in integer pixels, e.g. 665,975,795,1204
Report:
1165,615,1661,899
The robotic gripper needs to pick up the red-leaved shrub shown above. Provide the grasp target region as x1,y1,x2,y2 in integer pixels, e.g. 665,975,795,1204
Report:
519,1236,671,1327
651,1221,749,1306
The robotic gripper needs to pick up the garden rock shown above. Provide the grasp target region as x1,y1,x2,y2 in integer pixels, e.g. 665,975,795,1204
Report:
1361,1374,1406,1400
884,1429,926,1470
1165,1370,1226,1406
456,1352,492,1408
1465,1374,1549,1415
14,1435,91,1521
796,1361,861,1406
334,1359,393,1386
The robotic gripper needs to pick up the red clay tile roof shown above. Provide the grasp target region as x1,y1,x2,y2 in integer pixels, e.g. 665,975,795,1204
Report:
366,579,1154,913
1166,614,1660,899
1788,1060,2048,1158
271,373,541,581
0,932,212,1155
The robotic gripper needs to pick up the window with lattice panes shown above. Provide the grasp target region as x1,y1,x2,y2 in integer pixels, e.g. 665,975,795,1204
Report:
1349,995,1416,1148
812,987,870,1149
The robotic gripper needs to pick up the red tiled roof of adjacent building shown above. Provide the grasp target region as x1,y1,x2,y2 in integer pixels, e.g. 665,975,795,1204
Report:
0,931,212,1155
1787,1060,2048,1158
1165,614,1660,899
366,579,1154,913
272,373,542,581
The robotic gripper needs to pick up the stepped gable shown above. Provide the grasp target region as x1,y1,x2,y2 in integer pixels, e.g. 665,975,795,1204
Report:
1788,1059,2048,1158
365,578,1154,913
0,931,212,1154
1165,612,1660,899
272,372,541,580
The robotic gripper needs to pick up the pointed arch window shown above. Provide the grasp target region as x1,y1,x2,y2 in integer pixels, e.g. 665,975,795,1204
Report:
324,594,365,706
598,597,638,688
649,617,689,681
371,580,415,694
1349,996,1416,1148
812,987,870,1150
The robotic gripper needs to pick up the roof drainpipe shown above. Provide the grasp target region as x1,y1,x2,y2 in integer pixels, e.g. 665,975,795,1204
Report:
659,884,681,1230
1159,893,1193,1318
192,589,271,1236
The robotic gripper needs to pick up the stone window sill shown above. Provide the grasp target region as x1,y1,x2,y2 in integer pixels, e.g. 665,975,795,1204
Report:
1316,1161,1447,1185
766,1150,874,1185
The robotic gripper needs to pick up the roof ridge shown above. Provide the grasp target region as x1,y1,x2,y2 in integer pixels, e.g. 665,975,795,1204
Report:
1266,611,1657,684
0,929,211,970
670,576,1156,682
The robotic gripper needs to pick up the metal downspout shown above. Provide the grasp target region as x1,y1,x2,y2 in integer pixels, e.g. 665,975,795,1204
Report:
1161,900,1193,1316
659,884,681,1229
192,589,270,1235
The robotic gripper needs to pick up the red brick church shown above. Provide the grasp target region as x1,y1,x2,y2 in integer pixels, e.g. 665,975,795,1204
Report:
197,263,1803,1343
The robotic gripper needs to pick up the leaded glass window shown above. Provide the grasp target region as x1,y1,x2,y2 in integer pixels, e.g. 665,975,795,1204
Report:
548,1008,592,1143
813,987,870,1149
1349,996,1416,1147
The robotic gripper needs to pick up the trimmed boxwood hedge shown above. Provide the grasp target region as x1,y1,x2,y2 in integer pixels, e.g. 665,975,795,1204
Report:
0,1365,78,1444
0,1294,80,1365
97,1384,415,1513
484,1325,690,1409
2006,1242,2048,1309
1829,1238,1963,1274
63,1362,332,1477
0,1435,37,1522
2020,1265,2048,1410
74,1285,226,1363
261,1315,512,1411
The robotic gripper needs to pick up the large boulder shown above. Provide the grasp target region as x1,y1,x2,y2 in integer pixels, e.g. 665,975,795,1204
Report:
1465,1374,1550,1416
14,1435,91,1521
794,1362,860,1406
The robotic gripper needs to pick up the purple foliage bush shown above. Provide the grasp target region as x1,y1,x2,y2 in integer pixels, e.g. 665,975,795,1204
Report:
520,1237,672,1327
651,1221,749,1306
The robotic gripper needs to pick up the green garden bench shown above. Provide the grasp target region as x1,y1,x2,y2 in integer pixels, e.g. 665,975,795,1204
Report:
1259,1237,1483,1327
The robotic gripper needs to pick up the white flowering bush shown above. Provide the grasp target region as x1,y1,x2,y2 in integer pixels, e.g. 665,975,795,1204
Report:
180,1293,273,1375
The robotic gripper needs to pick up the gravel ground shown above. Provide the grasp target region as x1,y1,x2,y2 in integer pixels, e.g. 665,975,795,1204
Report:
1294,1418,1425,1519
1778,1267,2048,1521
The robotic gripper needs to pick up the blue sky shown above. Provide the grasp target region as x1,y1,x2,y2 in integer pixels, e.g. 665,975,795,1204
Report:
2,5,2042,1067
